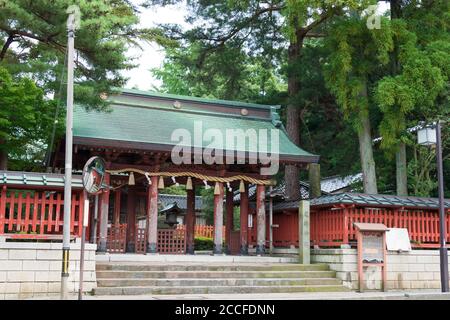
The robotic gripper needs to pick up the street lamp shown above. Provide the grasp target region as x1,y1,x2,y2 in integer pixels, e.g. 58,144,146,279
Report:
417,120,449,292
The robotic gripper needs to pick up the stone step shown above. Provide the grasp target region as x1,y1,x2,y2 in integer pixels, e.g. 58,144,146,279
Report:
93,284,349,295
96,270,337,279
96,263,329,272
97,277,342,287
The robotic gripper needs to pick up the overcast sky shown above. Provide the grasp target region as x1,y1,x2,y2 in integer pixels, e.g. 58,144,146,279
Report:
121,2,189,91
122,1,390,91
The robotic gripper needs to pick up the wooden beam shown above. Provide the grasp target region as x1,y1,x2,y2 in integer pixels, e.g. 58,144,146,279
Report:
98,173,110,253
256,184,266,254
186,186,196,254
146,176,158,253
213,182,224,254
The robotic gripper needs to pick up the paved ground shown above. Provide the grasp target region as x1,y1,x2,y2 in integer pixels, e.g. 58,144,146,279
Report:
26,290,450,300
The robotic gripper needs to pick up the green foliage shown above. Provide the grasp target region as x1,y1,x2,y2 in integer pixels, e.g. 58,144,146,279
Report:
0,0,153,108
194,236,213,251
0,67,56,169
323,16,393,131
200,187,215,225
375,20,449,154
0,0,159,169
160,185,187,195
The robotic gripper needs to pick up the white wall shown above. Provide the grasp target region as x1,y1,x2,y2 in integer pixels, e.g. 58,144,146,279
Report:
312,248,450,290
0,240,97,299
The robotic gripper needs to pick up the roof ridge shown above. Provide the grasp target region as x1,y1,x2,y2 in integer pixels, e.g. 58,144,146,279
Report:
120,88,278,110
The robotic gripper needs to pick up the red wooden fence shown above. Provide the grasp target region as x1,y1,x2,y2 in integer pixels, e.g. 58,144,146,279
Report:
177,224,226,239
0,186,84,239
158,228,186,254
310,207,450,248
106,224,127,253
134,226,187,254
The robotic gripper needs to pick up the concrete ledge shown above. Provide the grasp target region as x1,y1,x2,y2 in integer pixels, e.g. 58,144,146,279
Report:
96,253,299,264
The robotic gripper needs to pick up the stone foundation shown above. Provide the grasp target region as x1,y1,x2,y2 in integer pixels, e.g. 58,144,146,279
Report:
0,239,97,299
312,248,450,290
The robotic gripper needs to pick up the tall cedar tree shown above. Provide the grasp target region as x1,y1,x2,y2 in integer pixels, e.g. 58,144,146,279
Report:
146,0,371,199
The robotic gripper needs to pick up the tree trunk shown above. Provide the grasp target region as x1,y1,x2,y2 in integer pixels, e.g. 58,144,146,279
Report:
0,137,7,170
308,163,321,198
0,150,7,170
358,82,378,194
284,29,304,200
390,0,408,196
396,142,408,196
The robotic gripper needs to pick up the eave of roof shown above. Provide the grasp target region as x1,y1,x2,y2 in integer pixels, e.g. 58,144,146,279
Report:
272,192,450,211
0,171,84,189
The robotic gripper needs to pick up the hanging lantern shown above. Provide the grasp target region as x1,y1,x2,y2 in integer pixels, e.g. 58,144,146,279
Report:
239,180,245,193
214,182,222,195
186,177,193,190
158,176,165,189
128,172,135,185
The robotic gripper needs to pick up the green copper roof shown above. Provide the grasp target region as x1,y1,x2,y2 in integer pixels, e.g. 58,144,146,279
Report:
0,171,84,189
73,89,318,162
273,193,450,211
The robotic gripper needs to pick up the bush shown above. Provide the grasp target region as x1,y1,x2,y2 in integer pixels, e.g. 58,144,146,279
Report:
194,236,214,251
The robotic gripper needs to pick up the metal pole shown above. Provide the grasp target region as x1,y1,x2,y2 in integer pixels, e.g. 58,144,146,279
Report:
436,120,449,292
78,190,89,300
269,186,273,255
91,194,99,244
60,15,75,300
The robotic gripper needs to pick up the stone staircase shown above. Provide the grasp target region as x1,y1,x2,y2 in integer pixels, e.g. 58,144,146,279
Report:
93,262,350,295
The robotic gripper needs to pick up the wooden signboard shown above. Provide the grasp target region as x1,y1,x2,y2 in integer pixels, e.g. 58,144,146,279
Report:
354,222,388,292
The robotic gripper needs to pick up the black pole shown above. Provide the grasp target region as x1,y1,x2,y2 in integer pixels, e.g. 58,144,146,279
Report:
436,120,449,292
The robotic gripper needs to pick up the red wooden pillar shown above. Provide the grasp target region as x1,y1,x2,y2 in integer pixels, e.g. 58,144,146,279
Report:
186,185,196,254
114,189,121,225
213,182,224,254
146,176,158,254
256,184,266,254
240,183,249,255
126,187,136,253
225,187,234,254
98,173,110,253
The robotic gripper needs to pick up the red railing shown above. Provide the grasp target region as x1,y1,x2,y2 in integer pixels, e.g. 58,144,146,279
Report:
0,186,84,239
177,224,226,239
310,207,450,248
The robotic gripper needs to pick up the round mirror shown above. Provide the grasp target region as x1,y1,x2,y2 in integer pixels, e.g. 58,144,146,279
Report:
82,156,106,194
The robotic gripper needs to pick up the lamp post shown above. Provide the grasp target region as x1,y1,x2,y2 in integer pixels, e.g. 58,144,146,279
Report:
417,120,449,292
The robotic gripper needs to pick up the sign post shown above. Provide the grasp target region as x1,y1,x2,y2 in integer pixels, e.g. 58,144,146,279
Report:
354,222,388,292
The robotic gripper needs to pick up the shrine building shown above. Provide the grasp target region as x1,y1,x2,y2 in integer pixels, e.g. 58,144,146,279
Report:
49,88,319,255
